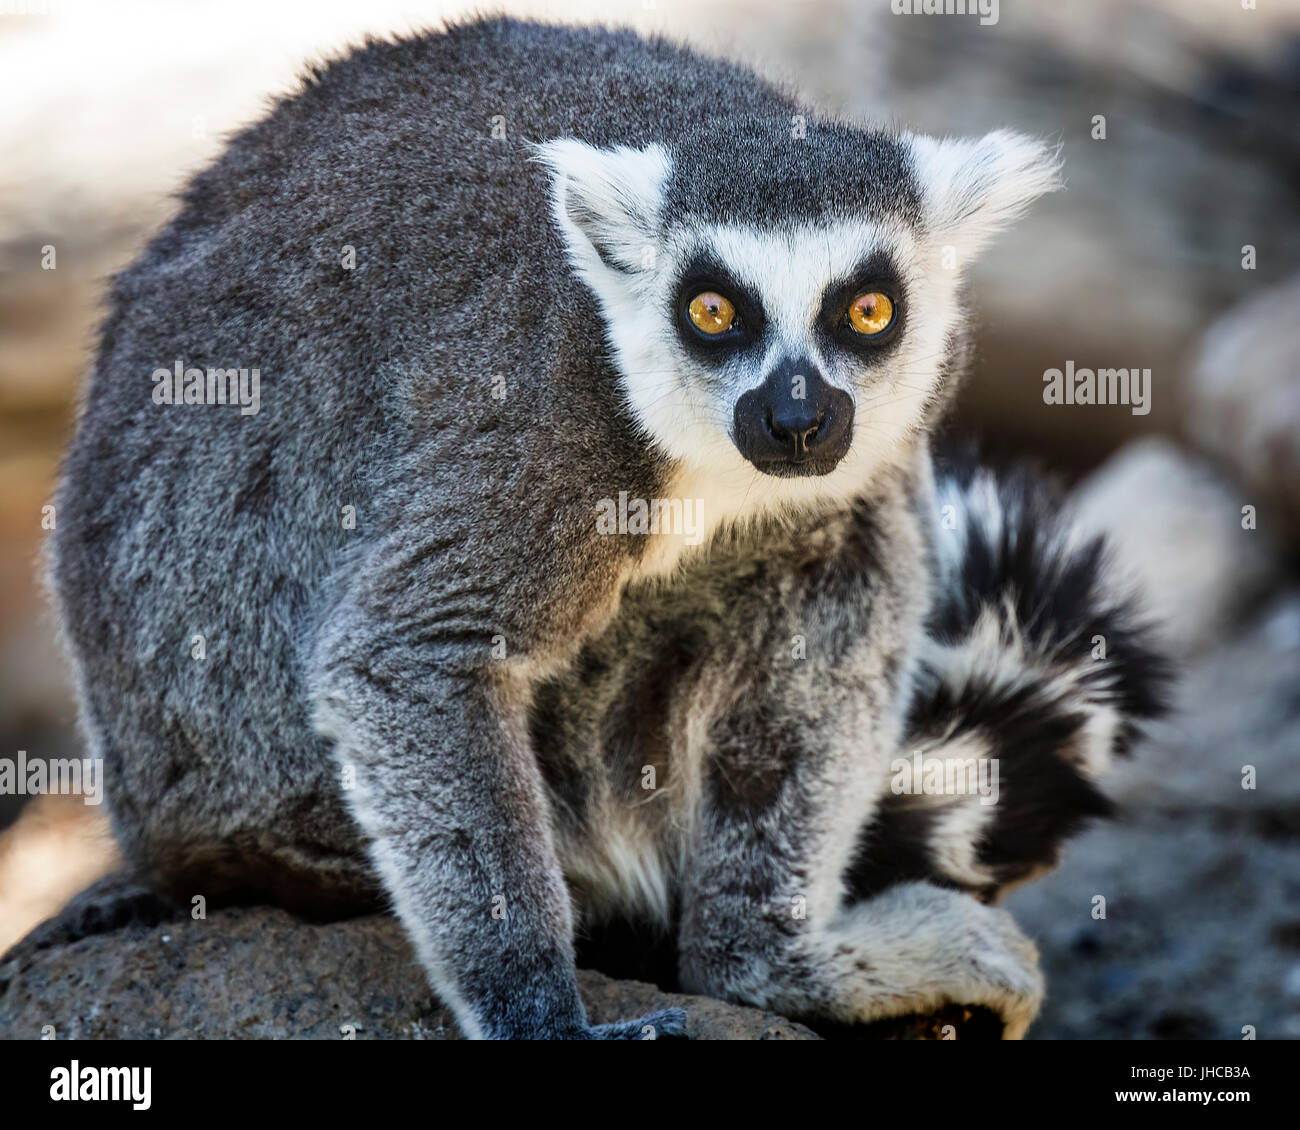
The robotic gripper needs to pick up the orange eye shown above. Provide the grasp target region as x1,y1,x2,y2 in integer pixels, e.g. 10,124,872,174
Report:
687,291,736,335
847,292,894,336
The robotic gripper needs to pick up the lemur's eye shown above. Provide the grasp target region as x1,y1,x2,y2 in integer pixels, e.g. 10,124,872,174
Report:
687,291,736,335
847,292,894,336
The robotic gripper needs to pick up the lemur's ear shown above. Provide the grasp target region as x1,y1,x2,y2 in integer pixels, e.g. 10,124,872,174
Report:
533,139,670,276
907,130,1061,258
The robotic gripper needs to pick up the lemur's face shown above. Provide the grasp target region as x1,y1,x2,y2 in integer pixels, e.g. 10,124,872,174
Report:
540,123,1057,508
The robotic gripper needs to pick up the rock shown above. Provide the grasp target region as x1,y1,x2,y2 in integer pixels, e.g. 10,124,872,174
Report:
1105,590,1300,814
1068,437,1283,656
1005,579,1300,1041
1007,811,1300,1040
1187,273,1300,552
0,901,1021,1040
582,968,815,1041
0,906,817,1041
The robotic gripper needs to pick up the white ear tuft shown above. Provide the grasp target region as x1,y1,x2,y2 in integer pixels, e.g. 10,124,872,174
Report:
533,139,671,275
908,130,1062,255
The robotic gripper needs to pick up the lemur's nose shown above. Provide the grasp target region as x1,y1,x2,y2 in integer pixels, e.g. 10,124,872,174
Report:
732,359,854,476
766,400,823,456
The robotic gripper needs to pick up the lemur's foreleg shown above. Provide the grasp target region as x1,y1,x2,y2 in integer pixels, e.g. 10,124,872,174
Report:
673,707,1044,1037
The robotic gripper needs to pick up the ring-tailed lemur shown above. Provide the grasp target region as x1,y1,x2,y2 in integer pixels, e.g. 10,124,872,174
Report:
43,18,1096,1038
19,454,1165,1038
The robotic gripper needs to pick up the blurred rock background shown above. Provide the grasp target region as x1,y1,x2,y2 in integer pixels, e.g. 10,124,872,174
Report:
1,0,1297,1036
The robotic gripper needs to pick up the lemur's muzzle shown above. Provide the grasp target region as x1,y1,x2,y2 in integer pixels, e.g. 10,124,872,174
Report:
732,358,853,476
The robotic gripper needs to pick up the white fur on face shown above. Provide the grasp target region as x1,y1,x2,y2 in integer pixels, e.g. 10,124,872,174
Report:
537,132,1059,548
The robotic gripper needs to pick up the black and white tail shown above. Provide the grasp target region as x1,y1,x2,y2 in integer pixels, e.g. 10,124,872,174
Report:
848,461,1171,904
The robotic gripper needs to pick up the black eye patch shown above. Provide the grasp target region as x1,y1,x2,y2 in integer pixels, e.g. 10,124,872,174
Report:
817,251,907,354
672,252,766,358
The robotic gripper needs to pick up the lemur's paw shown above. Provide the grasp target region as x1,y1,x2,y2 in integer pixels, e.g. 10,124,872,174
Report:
584,1007,688,1040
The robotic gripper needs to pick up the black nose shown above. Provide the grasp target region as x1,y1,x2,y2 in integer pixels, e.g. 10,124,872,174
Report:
732,359,853,476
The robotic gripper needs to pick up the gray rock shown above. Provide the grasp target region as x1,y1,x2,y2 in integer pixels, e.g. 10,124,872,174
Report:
1068,437,1283,656
1007,813,1300,1041
1188,273,1300,552
0,905,816,1041
1107,591,1300,814
0,902,1021,1040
